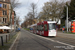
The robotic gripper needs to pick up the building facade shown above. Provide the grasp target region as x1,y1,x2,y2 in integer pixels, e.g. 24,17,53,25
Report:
0,0,11,26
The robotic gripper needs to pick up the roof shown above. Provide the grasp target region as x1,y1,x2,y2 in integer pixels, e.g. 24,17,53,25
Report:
30,24,37,27
47,21,56,23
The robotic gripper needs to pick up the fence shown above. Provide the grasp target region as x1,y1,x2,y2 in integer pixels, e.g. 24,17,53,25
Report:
0,31,17,46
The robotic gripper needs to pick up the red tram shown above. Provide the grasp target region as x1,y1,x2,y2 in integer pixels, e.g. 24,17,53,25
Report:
30,21,57,36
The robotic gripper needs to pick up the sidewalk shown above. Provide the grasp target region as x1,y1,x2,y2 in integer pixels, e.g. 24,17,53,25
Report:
57,31,75,39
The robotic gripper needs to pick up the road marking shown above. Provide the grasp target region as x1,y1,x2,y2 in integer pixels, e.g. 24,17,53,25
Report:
26,31,75,48
9,32,20,50
56,41,75,47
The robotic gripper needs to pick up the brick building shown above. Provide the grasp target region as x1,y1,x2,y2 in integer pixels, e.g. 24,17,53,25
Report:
0,0,11,26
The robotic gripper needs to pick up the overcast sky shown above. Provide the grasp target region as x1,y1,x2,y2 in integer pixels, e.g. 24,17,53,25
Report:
14,0,70,25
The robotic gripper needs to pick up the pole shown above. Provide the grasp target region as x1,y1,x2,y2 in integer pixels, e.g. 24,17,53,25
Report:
66,6,68,32
6,35,7,43
11,17,12,32
1,36,4,46
14,16,16,32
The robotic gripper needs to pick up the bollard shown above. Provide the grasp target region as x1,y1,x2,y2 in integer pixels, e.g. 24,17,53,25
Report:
6,35,7,43
1,36,4,46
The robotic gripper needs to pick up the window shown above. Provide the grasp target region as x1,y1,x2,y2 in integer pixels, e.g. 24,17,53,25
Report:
44,24,48,31
37,25,40,31
3,18,4,23
40,25,42,31
3,18,7,23
3,10,7,15
3,4,7,8
0,4,1,7
41,25,44,31
5,18,6,23
48,23,56,30
5,4,7,8
40,25,44,31
37,25,41,31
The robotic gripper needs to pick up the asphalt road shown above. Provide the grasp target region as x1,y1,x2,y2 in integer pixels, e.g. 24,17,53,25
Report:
11,29,75,50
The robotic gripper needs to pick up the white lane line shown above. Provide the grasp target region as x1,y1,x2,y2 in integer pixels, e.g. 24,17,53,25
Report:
26,31,75,48
9,32,20,50
56,41,75,47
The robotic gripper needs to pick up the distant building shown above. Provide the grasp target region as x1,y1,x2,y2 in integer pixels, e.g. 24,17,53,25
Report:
0,0,11,26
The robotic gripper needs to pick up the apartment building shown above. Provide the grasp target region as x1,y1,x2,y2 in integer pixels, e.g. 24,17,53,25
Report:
0,0,11,26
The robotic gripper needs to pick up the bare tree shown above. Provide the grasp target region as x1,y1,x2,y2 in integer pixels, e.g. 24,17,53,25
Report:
9,0,20,30
24,12,35,26
10,0,20,9
16,16,21,26
30,3,37,19
27,12,33,19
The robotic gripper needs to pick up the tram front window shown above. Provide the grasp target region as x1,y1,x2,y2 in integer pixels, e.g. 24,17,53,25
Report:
48,23,56,30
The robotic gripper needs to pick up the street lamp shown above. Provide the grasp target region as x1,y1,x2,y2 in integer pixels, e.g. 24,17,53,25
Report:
14,15,16,31
66,6,68,32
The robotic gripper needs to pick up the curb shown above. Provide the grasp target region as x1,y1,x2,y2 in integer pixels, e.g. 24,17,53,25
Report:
9,32,20,50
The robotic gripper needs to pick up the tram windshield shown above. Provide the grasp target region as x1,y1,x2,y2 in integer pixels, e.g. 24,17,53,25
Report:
48,23,56,30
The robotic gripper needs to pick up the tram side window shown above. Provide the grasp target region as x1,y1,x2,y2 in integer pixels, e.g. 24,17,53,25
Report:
39,25,41,31
41,25,44,31
37,25,40,31
35,26,37,30
44,24,48,31
40,25,42,31
37,26,39,30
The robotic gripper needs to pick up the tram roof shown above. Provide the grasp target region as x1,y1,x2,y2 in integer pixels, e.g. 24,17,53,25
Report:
47,21,56,23
30,24,37,27
37,21,56,24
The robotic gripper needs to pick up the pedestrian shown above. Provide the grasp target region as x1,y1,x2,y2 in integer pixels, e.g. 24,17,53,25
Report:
62,26,65,33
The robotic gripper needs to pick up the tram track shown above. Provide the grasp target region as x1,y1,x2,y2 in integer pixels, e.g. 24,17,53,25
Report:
29,31,75,46
25,31,52,50
32,38,51,50
25,30,68,50
10,29,75,50
27,30,75,47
